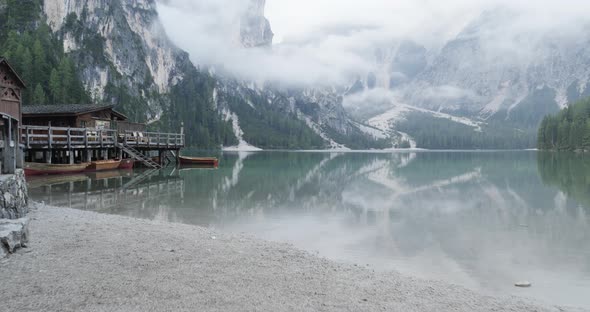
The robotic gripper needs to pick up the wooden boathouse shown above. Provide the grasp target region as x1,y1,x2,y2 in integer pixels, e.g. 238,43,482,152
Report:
0,57,185,171
0,57,25,174
21,104,184,169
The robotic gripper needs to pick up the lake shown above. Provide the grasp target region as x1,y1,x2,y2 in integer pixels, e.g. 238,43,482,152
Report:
27,151,590,309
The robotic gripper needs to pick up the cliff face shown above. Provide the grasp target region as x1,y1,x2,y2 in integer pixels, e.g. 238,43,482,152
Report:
38,0,384,149
211,0,383,149
357,10,590,126
238,0,273,48
43,0,189,120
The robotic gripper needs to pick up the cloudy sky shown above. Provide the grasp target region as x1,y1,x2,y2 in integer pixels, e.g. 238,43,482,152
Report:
158,0,590,87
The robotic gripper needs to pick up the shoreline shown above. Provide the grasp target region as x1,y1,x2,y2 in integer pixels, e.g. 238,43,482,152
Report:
0,203,582,312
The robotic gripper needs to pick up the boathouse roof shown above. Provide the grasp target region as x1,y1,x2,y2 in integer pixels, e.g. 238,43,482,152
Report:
0,57,27,88
22,104,128,120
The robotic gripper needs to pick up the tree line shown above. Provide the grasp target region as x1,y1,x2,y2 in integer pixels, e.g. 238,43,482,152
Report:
0,0,91,106
396,112,537,150
538,97,590,151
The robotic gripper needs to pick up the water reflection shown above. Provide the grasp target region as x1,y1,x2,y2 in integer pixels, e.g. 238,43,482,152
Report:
28,151,590,309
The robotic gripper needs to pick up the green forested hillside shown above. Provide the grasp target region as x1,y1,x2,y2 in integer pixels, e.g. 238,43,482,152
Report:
396,112,537,149
0,0,239,149
157,69,238,149
0,0,379,150
224,91,326,149
538,97,590,151
0,0,90,105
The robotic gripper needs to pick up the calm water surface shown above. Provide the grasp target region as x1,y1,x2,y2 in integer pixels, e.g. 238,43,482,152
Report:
27,151,590,308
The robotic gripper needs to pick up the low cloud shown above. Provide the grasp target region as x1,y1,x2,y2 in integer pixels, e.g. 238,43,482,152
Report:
158,0,590,88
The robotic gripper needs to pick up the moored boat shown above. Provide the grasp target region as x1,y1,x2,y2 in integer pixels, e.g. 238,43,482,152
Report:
24,162,89,176
118,158,134,170
179,156,219,167
87,160,122,172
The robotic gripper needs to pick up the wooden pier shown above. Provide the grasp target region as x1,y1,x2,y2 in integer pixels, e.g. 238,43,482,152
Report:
21,125,185,168
18,104,185,169
0,58,187,172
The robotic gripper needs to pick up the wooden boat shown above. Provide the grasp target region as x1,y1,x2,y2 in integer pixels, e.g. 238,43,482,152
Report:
118,158,135,170
87,160,122,172
24,162,89,176
179,156,219,167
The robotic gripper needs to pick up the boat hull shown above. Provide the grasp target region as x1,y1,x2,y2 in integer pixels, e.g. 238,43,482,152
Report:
24,162,89,176
87,160,122,172
118,159,134,170
179,156,219,167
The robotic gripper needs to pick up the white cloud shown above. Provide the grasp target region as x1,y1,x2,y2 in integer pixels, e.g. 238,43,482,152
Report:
157,0,590,87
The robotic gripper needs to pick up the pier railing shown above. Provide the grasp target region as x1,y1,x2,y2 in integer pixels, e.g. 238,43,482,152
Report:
22,126,117,149
21,126,184,150
122,130,184,148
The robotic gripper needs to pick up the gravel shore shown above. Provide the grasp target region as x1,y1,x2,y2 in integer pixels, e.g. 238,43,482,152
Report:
0,204,580,312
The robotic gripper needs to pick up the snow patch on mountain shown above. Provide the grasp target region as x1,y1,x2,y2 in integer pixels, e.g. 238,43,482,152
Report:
368,103,483,133
222,109,262,152
354,122,387,140
298,113,350,150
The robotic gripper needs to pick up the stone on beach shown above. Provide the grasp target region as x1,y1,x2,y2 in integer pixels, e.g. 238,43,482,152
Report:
515,281,532,288
0,170,29,220
0,217,29,258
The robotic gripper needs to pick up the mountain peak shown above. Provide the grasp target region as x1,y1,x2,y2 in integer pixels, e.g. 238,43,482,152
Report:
238,0,273,48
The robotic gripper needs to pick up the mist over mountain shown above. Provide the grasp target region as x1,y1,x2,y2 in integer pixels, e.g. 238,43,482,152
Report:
156,0,590,149
3,0,589,149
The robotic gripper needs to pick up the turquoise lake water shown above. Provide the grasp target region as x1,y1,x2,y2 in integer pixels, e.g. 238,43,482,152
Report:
27,151,590,309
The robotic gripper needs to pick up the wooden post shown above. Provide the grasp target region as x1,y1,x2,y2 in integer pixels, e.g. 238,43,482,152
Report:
86,150,92,163
16,145,23,169
67,127,71,149
180,123,184,147
48,122,53,149
69,150,74,164
84,128,88,149
102,149,108,160
99,130,103,148
26,127,30,149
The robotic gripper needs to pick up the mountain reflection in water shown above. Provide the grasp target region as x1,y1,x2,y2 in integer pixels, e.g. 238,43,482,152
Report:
27,151,590,309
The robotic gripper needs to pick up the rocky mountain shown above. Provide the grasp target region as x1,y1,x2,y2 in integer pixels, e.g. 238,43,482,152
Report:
347,9,590,149
403,9,590,123
43,0,190,121
8,1,577,150
238,0,273,48
211,0,387,150
34,0,382,150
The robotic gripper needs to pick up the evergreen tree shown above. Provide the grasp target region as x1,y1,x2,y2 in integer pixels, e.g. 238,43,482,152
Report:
538,97,590,151
32,38,48,86
20,48,33,103
58,58,74,103
32,83,46,104
48,69,61,104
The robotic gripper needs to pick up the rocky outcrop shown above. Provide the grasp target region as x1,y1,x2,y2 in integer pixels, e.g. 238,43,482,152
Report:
0,169,29,259
0,218,29,258
239,0,273,48
43,0,189,120
0,169,28,220
40,0,379,149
